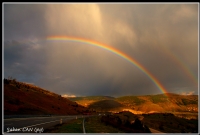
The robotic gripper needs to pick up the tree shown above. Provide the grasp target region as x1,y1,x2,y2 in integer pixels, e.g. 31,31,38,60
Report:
144,125,151,133
4,78,9,84
124,119,131,127
159,123,164,130
131,118,143,130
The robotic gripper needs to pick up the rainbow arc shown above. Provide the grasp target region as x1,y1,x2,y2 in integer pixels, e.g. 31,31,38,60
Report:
47,36,168,94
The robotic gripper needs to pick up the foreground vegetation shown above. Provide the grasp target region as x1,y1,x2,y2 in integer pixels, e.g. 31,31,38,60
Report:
101,111,151,133
44,118,83,133
85,116,124,133
42,111,199,133
44,117,124,133
141,113,198,133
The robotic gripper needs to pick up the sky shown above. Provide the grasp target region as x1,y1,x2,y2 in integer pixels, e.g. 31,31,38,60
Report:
3,3,199,97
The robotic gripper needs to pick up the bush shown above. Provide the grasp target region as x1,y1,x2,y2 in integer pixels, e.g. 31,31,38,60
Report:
159,123,164,130
131,118,143,129
4,78,10,84
101,114,151,133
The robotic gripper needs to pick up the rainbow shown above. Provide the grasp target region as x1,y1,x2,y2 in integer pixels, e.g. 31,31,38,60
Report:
47,36,168,94
162,47,198,87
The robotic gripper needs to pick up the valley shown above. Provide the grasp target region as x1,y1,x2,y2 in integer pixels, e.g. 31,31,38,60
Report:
68,94,198,119
3,79,198,133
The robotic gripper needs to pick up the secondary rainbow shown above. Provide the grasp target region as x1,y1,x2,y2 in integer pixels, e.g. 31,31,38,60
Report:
161,47,198,87
47,36,168,94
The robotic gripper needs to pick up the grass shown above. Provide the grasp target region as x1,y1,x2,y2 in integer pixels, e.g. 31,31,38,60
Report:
150,95,168,104
45,118,84,133
84,116,124,133
44,116,124,133
4,81,87,115
88,100,123,111
182,98,198,105
116,96,145,105
57,118,83,133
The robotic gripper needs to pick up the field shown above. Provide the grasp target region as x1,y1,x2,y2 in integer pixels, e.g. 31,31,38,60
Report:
85,116,124,133
44,116,124,133
44,118,84,133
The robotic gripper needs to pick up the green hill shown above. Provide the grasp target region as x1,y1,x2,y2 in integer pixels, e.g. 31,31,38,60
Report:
68,93,198,114
88,99,124,111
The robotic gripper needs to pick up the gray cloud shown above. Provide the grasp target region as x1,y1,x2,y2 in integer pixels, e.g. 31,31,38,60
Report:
4,4,47,40
4,40,48,83
3,3,198,96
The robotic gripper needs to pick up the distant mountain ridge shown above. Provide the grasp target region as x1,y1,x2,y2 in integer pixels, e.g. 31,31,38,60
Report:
68,93,198,113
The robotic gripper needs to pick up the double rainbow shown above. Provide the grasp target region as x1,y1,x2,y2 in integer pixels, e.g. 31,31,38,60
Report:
162,47,198,87
47,36,168,94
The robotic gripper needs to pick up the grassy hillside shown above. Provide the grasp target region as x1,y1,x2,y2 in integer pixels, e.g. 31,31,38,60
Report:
117,93,198,113
88,100,124,111
116,96,145,106
68,93,198,114
68,96,115,107
4,79,88,115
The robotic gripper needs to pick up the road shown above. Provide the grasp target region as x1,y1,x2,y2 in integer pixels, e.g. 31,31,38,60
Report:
4,115,165,133
3,115,86,133
149,128,165,133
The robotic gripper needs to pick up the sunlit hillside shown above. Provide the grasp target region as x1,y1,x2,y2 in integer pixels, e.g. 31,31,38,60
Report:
68,96,115,107
4,79,88,115
4,78,198,119
68,93,198,118
116,93,198,113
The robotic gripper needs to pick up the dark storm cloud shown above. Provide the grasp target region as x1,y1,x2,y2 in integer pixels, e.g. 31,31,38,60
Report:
98,4,198,94
3,3,198,96
4,4,47,40
4,40,48,84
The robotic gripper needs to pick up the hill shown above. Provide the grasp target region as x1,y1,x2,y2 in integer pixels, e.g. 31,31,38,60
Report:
68,96,115,107
88,99,124,111
6,78,197,115
67,93,198,114
4,78,88,115
116,93,198,113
